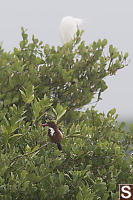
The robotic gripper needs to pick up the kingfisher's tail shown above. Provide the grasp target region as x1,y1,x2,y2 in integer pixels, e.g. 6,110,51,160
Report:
57,143,62,151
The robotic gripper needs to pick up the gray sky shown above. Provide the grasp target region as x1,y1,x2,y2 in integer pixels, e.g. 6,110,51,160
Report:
0,0,133,120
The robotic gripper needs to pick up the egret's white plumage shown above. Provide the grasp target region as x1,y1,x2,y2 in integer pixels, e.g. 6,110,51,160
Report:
59,16,83,44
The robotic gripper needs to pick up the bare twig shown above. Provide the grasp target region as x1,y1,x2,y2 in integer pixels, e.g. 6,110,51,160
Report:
10,142,50,167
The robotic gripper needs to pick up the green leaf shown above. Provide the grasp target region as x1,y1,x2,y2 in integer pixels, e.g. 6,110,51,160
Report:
59,172,64,184
107,108,116,117
19,85,35,104
124,52,128,59
21,170,28,180
56,103,67,121
97,39,101,48
20,41,25,49
119,121,126,129
19,89,26,98
63,185,69,194
129,123,133,133
43,94,52,107
52,107,58,117
22,181,30,190
102,192,109,200
11,172,14,180
25,144,31,153
109,45,113,55
76,191,83,200
15,116,26,124
14,47,19,55
9,134,23,143
32,145,40,152
102,39,107,48
109,179,116,191
95,182,107,192
26,94,34,104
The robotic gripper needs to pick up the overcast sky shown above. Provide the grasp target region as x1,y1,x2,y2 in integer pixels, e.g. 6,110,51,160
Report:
0,0,133,120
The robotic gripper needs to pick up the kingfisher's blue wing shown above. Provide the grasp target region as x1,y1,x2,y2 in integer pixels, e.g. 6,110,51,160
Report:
59,127,63,134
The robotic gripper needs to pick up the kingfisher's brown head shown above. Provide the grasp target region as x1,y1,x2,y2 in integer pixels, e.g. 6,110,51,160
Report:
41,121,57,129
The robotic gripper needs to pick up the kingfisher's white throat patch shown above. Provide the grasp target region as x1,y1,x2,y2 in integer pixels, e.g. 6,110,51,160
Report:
49,128,55,136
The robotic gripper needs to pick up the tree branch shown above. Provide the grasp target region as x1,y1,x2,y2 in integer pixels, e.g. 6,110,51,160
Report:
10,142,50,167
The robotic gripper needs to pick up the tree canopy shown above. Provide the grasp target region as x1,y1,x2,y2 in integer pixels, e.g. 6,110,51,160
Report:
0,28,132,200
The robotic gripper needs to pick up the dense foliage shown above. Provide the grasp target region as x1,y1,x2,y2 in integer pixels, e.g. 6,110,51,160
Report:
0,28,132,199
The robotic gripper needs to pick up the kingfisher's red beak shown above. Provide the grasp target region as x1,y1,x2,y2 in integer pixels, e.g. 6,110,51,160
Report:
41,123,48,126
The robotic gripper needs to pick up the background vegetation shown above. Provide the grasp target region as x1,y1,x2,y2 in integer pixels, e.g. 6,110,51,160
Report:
0,28,133,199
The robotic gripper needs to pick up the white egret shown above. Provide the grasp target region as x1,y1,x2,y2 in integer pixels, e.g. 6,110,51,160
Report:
59,16,83,44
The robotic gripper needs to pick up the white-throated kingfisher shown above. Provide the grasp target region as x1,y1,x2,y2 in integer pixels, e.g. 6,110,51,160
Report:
41,122,63,151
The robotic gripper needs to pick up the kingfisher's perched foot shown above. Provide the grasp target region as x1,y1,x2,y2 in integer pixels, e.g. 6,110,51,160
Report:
41,122,63,151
